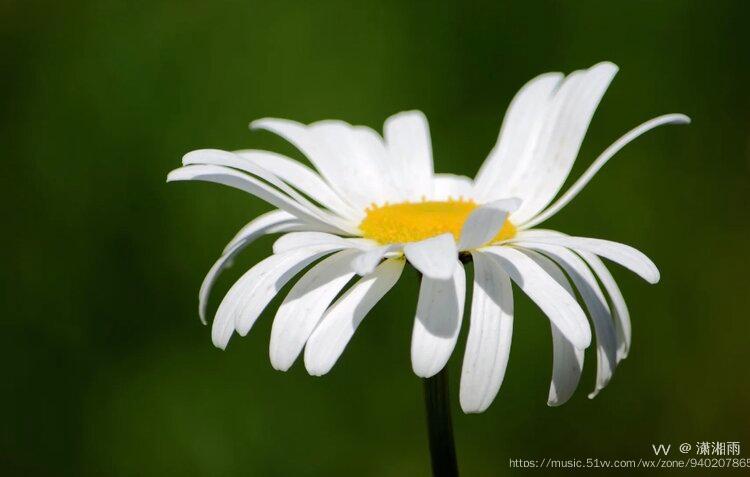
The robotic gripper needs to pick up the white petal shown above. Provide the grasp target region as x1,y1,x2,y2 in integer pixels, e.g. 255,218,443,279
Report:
411,261,466,378
524,243,618,398
473,72,563,200
457,198,521,251
304,258,405,376
512,233,659,284
517,249,584,406
431,174,475,201
272,231,374,255
506,62,619,223
212,245,345,349
251,118,399,209
167,164,356,234
548,323,584,406
269,249,359,371
580,251,631,361
403,233,458,280
222,210,301,254
482,246,591,349
514,229,632,360
200,210,302,325
521,114,690,228
350,244,401,275
383,110,434,200
181,149,357,231
459,251,514,413
235,149,363,221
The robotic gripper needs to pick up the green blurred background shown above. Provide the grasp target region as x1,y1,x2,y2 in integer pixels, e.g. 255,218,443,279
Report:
3,0,749,475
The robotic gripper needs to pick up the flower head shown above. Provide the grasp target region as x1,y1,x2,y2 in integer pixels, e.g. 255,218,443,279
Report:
168,61,688,412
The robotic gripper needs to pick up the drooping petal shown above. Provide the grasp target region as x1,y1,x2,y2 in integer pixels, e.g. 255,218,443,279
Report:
520,114,690,228
167,164,357,234
524,243,618,398
200,210,303,324
250,118,400,209
511,233,659,284
482,246,591,349
513,229,632,361
383,111,434,200
457,198,521,251
548,324,584,406
459,251,514,413
235,149,363,221
269,249,359,371
403,233,458,280
304,258,405,376
579,250,631,361
411,261,466,378
212,244,347,349
518,249,585,406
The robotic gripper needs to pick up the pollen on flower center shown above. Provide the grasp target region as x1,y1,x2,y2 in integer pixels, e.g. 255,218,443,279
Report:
359,199,516,245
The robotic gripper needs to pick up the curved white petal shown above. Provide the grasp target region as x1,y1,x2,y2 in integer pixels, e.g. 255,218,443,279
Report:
512,233,659,284
505,62,619,223
200,210,303,325
518,248,584,406
458,198,521,251
473,72,563,199
351,244,401,275
222,210,300,254
212,244,346,349
273,231,374,255
548,323,584,406
580,251,631,361
524,243,618,398
431,174,475,201
460,251,514,413
235,149,363,221
403,233,458,280
411,261,466,378
521,113,690,228
304,258,405,376
513,229,632,361
167,164,357,234
482,246,591,349
269,249,359,371
383,111,434,200
251,118,399,209
182,149,358,230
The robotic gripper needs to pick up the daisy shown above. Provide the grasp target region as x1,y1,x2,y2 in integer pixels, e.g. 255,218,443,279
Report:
168,61,688,414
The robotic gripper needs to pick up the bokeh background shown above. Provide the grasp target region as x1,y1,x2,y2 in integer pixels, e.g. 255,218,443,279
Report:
3,0,749,475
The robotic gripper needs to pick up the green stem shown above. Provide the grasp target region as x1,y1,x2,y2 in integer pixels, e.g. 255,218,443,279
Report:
423,367,460,477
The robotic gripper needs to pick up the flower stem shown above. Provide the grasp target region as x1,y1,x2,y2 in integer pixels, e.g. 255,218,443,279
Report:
423,367,459,477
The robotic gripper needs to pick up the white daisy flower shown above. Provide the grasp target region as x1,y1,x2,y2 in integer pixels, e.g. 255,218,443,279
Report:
168,61,688,413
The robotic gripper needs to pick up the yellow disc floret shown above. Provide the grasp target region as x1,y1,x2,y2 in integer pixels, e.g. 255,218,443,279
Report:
359,199,516,245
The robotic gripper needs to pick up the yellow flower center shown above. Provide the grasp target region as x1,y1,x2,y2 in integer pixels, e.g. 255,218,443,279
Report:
359,199,516,245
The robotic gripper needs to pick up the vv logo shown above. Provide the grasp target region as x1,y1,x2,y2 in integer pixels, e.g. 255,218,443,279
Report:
652,444,671,455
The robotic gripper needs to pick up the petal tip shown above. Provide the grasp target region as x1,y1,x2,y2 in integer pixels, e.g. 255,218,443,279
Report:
459,397,488,414
166,169,186,182
270,357,292,372
593,60,619,74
